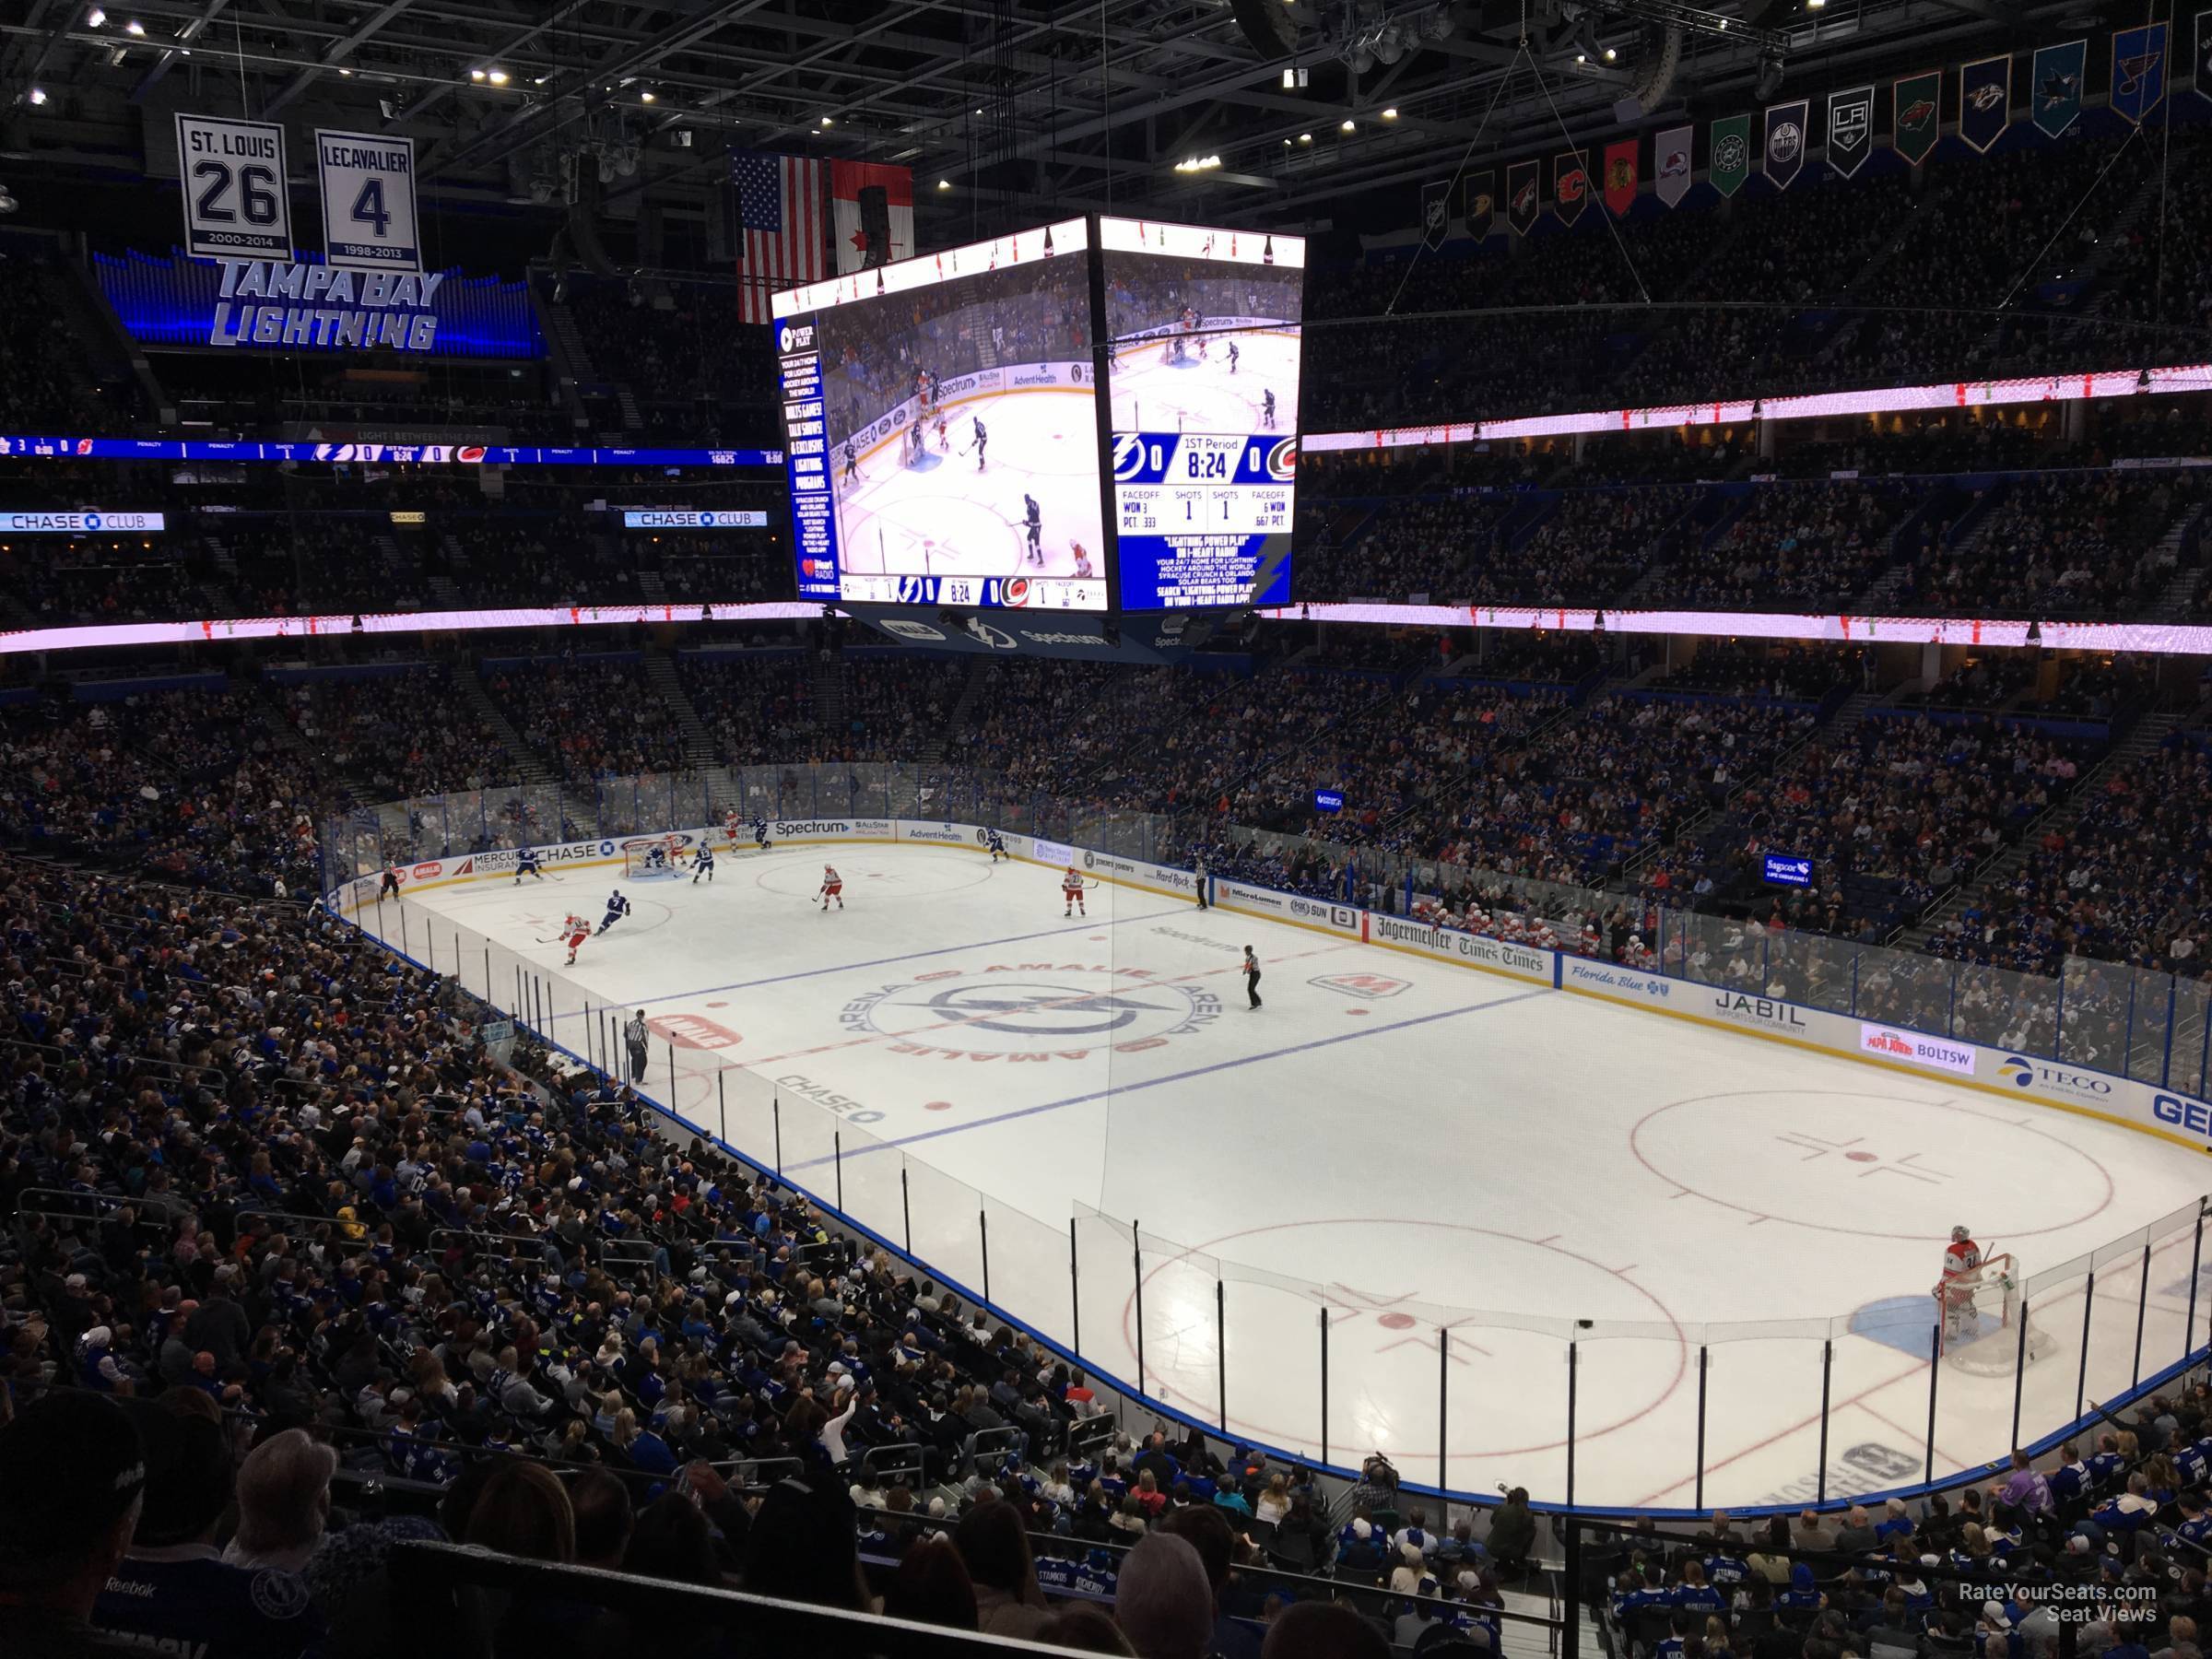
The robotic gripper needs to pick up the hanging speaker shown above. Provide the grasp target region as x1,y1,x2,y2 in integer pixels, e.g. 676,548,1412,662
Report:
1230,0,1301,58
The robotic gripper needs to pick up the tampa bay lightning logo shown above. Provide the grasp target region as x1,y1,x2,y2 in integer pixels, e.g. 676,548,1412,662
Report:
841,969,1219,1057
1112,433,1147,481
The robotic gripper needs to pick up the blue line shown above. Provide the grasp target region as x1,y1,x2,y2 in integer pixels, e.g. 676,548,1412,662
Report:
544,903,1189,1021
796,985,1551,1169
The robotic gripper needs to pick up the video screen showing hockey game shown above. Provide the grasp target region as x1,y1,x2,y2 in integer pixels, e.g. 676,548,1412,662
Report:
1099,216,1303,610
771,218,1108,612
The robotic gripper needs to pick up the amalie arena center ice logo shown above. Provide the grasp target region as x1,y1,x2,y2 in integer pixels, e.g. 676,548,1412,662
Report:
842,966,1219,1061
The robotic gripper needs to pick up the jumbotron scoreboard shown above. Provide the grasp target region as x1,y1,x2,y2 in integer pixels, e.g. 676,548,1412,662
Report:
768,213,1302,630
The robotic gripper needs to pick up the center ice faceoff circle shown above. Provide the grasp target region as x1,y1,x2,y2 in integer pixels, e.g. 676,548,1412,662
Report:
842,967,1221,1058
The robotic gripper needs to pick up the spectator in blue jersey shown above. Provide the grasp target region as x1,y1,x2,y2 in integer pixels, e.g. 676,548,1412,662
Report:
1776,1561,1826,1615
94,1396,324,1659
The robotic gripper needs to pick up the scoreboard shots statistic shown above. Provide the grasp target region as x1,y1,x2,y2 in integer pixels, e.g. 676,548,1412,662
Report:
771,219,1108,613
1100,217,1303,610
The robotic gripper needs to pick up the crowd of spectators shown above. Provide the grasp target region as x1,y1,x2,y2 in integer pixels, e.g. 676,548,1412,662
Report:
278,667,515,800
1640,481,1916,611
1473,487,1700,606
0,688,322,896
677,651,819,766
486,656,691,781
1899,471,2206,618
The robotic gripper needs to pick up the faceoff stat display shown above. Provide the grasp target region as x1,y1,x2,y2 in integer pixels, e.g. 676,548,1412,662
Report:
1113,432,1296,608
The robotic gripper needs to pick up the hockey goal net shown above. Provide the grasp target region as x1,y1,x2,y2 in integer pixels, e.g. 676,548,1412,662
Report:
1932,1253,2055,1374
622,841,684,878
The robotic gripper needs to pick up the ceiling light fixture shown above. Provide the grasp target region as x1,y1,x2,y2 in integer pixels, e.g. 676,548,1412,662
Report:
640,90,654,102
937,178,951,189
469,67,486,81
1299,132,1312,142
125,18,144,33
487,68,509,85
28,87,47,105
1340,117,1355,131
1382,106,1398,118
87,6,107,26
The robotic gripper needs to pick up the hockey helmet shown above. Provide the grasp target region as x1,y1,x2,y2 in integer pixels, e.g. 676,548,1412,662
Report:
1951,1225,1971,1242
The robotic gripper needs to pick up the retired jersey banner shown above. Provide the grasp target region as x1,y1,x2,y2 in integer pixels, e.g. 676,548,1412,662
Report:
2112,22,2169,124
2030,41,2087,135
313,130,421,272
1421,179,1453,249
1602,139,1639,217
2198,10,2212,105
1893,71,1942,164
1506,159,1541,234
175,114,292,261
1710,114,1751,198
1463,170,1496,240
1764,100,1810,188
1653,124,1694,207
1959,55,2012,152
1553,150,1590,226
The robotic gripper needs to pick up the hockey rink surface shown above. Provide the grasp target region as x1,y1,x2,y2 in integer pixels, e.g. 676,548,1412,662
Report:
386,844,2212,1510
835,387,1107,586
1106,326,1299,439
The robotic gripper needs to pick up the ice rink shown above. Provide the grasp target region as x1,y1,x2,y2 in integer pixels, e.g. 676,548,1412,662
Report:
833,387,1106,587
1106,326,1299,437
381,843,2211,1509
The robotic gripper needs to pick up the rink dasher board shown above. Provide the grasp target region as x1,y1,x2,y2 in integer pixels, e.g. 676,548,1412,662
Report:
325,821,2212,1159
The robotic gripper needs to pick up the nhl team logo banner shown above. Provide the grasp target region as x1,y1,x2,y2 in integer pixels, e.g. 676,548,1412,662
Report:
1602,138,1639,217
1420,179,1453,250
1463,170,1496,240
314,130,422,273
2198,10,2212,105
1506,159,1541,234
175,113,292,262
1653,124,1694,207
1763,99,1809,189
1553,150,1590,226
1827,87,1875,177
2112,21,2169,124
1893,70,1942,165
1709,114,1751,198
2031,41,2087,135
1959,55,2012,152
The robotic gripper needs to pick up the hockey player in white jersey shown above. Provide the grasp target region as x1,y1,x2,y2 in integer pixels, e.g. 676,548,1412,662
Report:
1938,1225,1983,1343
818,865,844,911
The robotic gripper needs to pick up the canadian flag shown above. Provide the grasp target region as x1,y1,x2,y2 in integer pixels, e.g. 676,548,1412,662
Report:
830,160,914,275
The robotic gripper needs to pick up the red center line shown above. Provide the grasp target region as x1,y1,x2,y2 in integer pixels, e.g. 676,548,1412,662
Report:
736,937,1362,1067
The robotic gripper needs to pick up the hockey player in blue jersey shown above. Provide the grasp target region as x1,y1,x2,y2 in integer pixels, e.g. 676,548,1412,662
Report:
753,816,773,851
984,829,1008,863
514,847,546,884
597,888,631,935
1262,388,1277,429
692,842,715,884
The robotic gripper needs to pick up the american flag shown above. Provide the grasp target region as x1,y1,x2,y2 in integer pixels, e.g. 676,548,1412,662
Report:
733,151,825,324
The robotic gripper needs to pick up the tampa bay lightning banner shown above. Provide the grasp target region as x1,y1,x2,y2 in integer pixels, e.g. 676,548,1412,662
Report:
2111,21,2169,124
2030,41,2087,135
1959,55,2013,152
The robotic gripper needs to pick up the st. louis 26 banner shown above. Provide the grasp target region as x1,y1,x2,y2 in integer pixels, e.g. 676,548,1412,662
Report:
314,130,422,273
175,113,292,262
